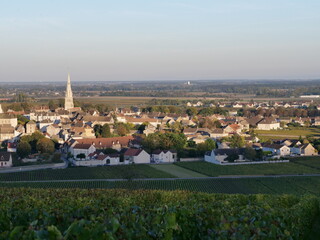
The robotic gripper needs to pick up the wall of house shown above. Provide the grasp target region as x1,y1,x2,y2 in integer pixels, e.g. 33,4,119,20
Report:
152,152,174,163
302,145,317,156
105,157,119,165
133,151,150,164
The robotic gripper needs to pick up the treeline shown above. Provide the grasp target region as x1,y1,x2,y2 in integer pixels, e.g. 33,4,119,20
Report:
239,106,320,118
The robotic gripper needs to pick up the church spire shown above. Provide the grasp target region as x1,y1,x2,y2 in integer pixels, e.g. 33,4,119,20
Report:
64,73,74,110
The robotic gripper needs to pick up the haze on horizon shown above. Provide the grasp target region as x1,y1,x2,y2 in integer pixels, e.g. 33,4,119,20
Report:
0,0,319,82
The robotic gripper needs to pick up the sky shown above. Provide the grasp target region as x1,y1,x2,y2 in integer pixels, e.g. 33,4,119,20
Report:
0,0,319,82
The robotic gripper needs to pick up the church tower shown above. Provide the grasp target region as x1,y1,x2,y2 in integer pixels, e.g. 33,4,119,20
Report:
64,73,74,110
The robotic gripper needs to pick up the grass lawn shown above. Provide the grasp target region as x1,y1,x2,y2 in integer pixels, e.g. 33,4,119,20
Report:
255,127,320,139
174,159,320,177
150,164,208,178
0,164,175,181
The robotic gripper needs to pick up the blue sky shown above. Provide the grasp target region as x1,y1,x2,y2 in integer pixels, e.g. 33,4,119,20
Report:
0,0,319,82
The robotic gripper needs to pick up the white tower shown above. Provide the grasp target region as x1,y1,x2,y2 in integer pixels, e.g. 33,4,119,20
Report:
0,104,3,114
64,73,74,110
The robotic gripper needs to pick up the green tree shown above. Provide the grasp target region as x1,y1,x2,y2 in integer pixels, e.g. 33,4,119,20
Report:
205,139,216,150
17,115,29,126
48,100,58,110
101,124,111,137
225,153,239,162
186,107,198,116
116,123,129,136
244,147,256,160
229,134,245,148
17,141,31,158
94,124,103,137
37,138,55,154
76,153,86,160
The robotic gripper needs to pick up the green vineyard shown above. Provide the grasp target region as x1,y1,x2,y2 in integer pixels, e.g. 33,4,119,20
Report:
0,164,175,181
2,176,320,195
0,188,318,239
174,157,320,176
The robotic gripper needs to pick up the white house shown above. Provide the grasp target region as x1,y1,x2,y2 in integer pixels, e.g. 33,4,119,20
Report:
205,148,245,164
290,143,317,156
70,143,96,160
124,148,150,164
0,152,12,168
262,144,290,156
151,150,176,163
257,118,280,130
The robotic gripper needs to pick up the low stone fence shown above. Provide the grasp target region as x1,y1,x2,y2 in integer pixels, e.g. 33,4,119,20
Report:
179,158,203,162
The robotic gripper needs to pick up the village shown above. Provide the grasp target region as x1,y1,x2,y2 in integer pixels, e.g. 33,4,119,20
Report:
0,76,320,169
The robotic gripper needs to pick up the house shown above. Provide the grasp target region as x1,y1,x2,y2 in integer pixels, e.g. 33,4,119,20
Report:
71,136,135,151
0,152,12,168
26,120,37,134
0,125,17,142
224,124,241,134
205,148,245,164
262,144,290,156
38,119,53,132
291,143,317,156
256,117,280,130
210,128,227,139
7,142,17,152
151,150,177,163
0,114,18,127
70,144,96,160
124,148,150,164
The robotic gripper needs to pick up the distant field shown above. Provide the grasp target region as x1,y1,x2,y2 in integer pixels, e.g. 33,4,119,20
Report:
2,176,320,195
255,128,320,139
0,165,174,181
175,158,320,177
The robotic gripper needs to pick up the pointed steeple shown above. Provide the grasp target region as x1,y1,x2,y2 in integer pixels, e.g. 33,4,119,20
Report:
64,73,74,110
0,104,3,114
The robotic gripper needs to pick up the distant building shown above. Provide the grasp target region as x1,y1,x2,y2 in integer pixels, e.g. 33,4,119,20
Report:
64,73,74,110
0,152,12,168
300,95,320,98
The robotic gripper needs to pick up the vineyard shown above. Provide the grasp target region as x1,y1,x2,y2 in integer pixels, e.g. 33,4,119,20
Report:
0,188,318,239
0,164,175,181
174,158,320,177
2,176,320,195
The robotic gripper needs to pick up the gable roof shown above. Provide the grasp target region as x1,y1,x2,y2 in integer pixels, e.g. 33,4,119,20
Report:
75,136,134,149
124,148,143,156
73,144,93,150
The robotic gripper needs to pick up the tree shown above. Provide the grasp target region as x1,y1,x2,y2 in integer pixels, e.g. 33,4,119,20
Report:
48,100,58,110
244,147,256,160
186,107,198,116
225,153,239,162
94,124,102,137
37,138,55,154
101,124,111,137
17,115,29,126
17,141,31,158
103,148,118,154
116,124,128,136
229,134,245,148
205,139,216,150
76,153,86,160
